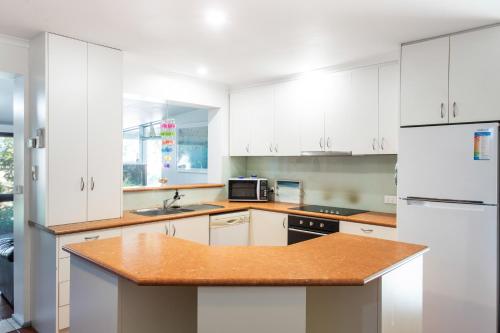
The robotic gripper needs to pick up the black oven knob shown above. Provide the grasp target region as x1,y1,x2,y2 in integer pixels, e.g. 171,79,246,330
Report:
299,220,304,225
320,223,324,228
309,221,314,227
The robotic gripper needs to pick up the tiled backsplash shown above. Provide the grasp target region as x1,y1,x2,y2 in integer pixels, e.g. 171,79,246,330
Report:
245,155,397,213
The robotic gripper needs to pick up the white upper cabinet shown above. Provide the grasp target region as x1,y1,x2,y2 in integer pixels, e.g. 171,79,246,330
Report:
274,80,302,156
230,86,274,156
230,90,256,156
229,61,400,156
47,34,88,225
87,44,123,221
248,86,275,156
401,37,450,126
325,71,352,152
31,33,123,226
350,66,379,155
379,63,400,154
449,26,500,123
299,75,329,152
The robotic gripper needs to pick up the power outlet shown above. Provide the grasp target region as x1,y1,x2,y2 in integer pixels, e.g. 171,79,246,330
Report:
384,195,397,205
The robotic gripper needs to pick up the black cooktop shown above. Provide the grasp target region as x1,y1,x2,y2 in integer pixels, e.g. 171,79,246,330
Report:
290,205,367,216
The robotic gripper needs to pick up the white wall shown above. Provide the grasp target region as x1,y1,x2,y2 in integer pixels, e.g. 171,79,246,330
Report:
0,34,30,326
123,53,230,203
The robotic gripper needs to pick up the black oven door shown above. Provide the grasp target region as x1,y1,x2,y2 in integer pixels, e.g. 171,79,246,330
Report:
288,227,329,245
229,180,258,200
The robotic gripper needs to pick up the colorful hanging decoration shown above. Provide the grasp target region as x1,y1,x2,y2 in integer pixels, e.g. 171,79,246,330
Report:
161,119,176,168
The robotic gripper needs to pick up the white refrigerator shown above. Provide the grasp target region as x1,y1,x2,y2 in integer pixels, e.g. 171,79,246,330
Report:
398,123,498,333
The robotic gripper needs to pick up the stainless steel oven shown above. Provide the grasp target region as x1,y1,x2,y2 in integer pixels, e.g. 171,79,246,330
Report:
228,177,269,202
287,215,339,245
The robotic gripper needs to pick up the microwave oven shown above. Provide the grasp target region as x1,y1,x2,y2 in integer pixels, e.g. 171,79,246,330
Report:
228,178,269,202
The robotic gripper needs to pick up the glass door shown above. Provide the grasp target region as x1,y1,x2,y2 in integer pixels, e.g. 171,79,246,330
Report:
0,132,13,236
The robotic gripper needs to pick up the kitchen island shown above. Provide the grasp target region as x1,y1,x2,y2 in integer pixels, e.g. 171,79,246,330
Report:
64,232,427,333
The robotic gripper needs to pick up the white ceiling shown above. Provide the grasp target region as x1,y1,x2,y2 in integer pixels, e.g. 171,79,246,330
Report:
0,0,499,85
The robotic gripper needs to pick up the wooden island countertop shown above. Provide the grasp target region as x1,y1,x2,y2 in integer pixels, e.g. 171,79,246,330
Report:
63,232,425,286
37,200,396,235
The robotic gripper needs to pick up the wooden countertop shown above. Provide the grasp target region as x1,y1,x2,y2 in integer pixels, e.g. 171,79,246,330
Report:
64,232,426,286
31,201,396,235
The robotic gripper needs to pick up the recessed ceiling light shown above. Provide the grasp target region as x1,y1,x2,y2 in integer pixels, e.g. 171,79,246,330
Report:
204,9,227,28
197,66,208,76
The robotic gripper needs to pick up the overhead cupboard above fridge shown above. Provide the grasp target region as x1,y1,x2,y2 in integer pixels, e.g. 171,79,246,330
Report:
397,123,498,333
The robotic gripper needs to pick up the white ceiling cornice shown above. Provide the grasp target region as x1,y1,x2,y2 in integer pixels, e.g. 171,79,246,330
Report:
0,33,29,48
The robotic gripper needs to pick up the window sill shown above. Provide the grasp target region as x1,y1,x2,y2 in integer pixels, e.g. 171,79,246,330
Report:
123,183,225,193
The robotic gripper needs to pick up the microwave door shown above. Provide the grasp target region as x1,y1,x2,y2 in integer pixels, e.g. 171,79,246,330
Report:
229,180,258,200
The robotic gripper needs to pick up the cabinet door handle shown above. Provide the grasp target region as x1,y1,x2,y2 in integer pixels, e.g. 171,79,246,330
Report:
245,144,250,153
361,228,374,233
326,137,331,149
452,102,457,118
440,103,445,119
90,177,95,191
165,225,169,235
84,235,99,241
172,224,176,237
319,137,324,149
380,137,385,150
282,217,286,229
269,143,273,153
274,144,278,153
80,177,85,191
372,138,377,151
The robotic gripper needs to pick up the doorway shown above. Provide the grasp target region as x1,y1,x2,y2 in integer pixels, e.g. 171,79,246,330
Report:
0,71,25,332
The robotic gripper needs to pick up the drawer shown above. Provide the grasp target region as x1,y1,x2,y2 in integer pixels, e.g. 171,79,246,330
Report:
58,257,70,282
339,221,397,241
58,305,70,330
59,281,70,306
58,228,122,258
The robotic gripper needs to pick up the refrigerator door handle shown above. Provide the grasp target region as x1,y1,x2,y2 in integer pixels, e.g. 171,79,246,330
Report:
403,196,484,205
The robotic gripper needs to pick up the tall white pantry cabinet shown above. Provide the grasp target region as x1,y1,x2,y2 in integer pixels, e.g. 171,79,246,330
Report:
29,33,123,227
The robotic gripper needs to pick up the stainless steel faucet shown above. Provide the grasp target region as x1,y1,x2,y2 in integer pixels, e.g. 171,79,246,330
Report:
163,190,185,210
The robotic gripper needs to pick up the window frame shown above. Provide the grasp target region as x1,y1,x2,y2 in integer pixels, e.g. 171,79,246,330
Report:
175,122,209,174
0,132,14,202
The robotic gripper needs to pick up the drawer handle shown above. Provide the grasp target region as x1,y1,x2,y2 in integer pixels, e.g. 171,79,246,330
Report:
172,224,176,237
165,225,169,235
360,228,374,233
84,235,100,241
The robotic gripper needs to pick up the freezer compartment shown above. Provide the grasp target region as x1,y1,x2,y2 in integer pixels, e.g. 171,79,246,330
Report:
397,198,498,333
398,123,498,204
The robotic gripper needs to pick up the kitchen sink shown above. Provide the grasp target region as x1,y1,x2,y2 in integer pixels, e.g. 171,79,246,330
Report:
133,207,193,217
133,204,224,217
181,204,224,211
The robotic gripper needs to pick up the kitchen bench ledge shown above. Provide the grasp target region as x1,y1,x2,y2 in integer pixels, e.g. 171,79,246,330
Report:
30,201,396,235
123,183,225,192
63,232,426,286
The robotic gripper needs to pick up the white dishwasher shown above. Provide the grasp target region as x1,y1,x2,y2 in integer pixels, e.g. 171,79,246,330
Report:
209,211,250,246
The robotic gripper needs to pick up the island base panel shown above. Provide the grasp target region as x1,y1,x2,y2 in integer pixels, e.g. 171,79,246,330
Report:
198,287,307,333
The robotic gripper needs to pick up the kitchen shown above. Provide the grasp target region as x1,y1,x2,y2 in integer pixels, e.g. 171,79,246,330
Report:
0,1,498,333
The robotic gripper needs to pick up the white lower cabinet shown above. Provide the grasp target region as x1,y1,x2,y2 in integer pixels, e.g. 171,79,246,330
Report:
56,228,122,331
250,210,288,246
121,221,169,236
168,216,210,245
339,221,397,241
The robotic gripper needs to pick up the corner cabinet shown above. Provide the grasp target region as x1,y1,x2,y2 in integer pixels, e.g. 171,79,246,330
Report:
401,25,500,126
229,62,400,156
30,32,123,226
